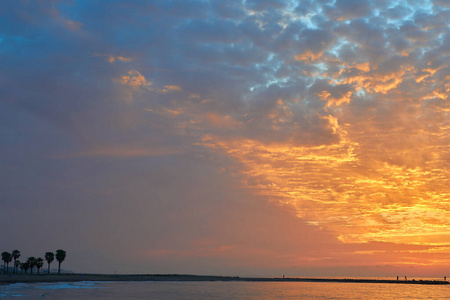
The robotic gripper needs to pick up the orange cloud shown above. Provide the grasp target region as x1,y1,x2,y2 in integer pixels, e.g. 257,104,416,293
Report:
294,51,324,63
119,70,152,88
318,90,353,107
198,107,450,251
94,53,134,63
415,67,442,83
108,55,134,63
117,71,181,97
205,113,240,129
160,85,181,93
333,64,414,94
352,62,371,73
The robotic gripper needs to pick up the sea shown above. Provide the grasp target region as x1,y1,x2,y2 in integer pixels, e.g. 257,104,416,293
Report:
1,280,449,299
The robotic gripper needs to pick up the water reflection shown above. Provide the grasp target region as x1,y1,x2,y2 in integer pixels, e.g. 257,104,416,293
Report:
2,281,449,299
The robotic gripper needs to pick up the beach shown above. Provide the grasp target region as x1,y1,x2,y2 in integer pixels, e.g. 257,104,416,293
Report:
1,274,448,285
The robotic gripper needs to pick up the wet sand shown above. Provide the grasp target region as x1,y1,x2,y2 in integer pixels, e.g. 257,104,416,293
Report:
1,274,448,285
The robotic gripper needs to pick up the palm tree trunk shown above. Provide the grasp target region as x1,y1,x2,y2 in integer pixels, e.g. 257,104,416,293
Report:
58,262,61,274
48,263,51,274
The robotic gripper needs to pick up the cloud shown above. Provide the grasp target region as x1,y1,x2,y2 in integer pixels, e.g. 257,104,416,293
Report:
1,0,449,276
326,0,373,21
245,0,288,12
119,70,152,88
93,54,134,63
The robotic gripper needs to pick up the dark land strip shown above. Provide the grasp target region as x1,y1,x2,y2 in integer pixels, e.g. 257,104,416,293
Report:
1,274,448,285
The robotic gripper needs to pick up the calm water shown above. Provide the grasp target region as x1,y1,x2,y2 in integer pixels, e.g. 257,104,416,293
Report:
1,281,449,299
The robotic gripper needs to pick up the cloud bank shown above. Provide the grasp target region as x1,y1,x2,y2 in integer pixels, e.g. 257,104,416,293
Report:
1,0,449,276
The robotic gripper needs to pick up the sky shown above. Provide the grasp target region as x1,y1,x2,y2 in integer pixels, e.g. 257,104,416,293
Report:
1,0,449,277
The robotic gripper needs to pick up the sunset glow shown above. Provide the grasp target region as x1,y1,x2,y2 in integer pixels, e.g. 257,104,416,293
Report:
1,0,449,277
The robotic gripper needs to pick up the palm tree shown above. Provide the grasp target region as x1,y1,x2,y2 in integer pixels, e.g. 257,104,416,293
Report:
36,258,44,274
45,252,54,274
12,250,20,274
55,249,66,274
27,257,37,275
1,252,12,274
14,260,21,274
21,261,30,274
1,252,8,273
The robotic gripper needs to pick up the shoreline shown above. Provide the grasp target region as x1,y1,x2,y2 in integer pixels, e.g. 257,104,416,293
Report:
1,274,448,285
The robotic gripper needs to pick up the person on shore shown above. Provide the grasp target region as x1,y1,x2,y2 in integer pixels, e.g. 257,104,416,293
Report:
405,276,407,281
396,276,399,281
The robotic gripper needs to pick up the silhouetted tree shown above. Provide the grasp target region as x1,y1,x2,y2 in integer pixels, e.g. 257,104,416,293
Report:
27,257,37,274
21,261,30,274
45,252,55,274
36,258,44,274
12,250,20,274
1,252,12,274
55,249,66,274
15,260,21,274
